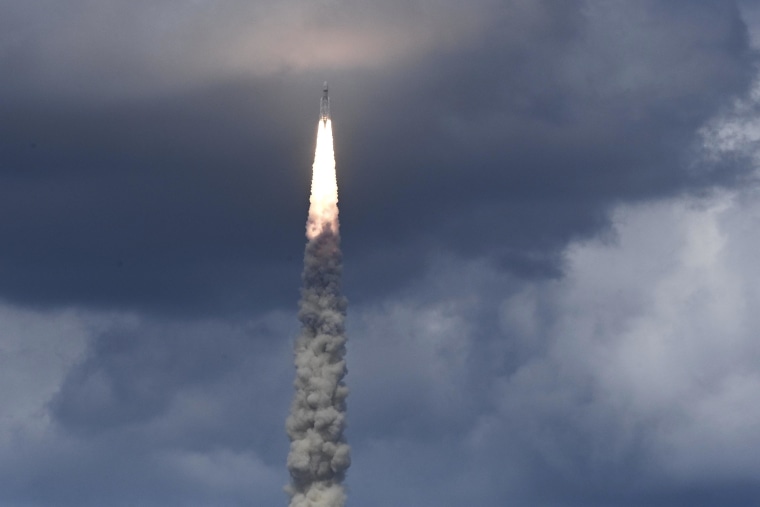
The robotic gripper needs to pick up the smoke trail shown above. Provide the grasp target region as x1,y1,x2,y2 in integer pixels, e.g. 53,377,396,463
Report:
286,119,350,507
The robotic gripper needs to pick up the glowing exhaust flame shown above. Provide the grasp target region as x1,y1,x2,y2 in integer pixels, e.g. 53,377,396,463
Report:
286,118,349,507
307,120,338,239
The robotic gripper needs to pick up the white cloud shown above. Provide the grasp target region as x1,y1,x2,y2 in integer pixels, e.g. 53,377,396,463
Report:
492,190,760,483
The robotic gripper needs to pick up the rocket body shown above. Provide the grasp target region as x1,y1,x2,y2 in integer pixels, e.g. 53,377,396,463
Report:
320,81,330,125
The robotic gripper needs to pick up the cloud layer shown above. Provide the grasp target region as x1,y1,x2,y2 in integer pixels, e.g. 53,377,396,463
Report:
3,184,760,506
0,0,754,313
1,1,760,505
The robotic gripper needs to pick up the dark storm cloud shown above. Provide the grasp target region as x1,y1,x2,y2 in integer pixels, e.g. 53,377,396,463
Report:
338,0,755,291
0,80,315,313
0,0,754,314
2,3,760,507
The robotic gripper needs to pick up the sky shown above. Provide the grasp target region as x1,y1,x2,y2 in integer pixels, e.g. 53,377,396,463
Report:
2,0,760,505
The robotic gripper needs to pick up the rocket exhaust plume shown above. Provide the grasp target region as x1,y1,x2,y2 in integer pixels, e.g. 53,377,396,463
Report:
286,84,350,507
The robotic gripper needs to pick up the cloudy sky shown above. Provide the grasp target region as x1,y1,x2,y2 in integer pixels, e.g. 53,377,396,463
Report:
2,0,760,505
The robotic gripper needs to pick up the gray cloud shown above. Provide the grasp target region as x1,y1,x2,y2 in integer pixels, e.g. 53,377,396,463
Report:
1,2,760,506
345,189,760,506
0,0,492,101
2,184,760,506
0,309,293,506
0,0,755,314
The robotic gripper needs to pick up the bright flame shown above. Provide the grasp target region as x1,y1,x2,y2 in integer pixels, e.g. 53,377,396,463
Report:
307,120,339,239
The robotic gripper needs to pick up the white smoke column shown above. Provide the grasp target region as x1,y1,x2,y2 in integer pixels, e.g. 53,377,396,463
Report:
286,119,350,507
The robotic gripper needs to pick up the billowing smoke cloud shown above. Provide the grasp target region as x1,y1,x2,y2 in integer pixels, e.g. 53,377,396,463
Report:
286,120,350,507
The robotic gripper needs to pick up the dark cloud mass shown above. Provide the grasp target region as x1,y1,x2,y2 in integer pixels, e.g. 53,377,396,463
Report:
1,0,760,506
0,0,754,313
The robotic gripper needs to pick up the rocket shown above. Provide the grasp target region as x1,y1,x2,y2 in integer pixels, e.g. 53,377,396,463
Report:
320,81,330,125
